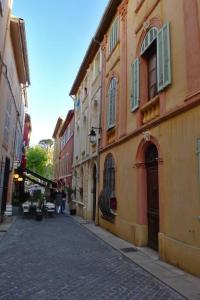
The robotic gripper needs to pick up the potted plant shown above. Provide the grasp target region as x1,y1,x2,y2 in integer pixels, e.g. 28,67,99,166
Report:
67,186,76,215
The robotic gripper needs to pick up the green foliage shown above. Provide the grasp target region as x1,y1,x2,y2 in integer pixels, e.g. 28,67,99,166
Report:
44,164,53,179
27,146,48,176
39,139,53,149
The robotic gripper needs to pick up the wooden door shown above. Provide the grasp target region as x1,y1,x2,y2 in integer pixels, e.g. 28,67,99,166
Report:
92,165,97,221
1,157,10,216
145,144,159,250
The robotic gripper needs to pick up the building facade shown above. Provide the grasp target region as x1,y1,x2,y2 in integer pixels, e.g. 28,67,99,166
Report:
0,1,30,220
52,117,63,184
21,113,32,170
70,45,102,221
70,0,200,276
96,0,200,276
58,110,74,189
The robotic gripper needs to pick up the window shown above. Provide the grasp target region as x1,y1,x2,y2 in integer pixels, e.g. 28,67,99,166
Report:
93,52,100,80
98,154,116,220
146,41,157,100
107,77,117,129
3,99,12,147
131,23,171,110
109,17,119,54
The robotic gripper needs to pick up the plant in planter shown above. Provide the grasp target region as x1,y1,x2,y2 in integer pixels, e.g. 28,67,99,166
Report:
67,186,76,215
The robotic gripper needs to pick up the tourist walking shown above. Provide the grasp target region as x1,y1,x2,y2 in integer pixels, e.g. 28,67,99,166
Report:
61,189,67,213
55,189,62,214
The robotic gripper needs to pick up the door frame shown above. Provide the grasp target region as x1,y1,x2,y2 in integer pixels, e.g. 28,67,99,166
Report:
92,164,97,221
145,143,159,250
135,136,163,249
1,157,10,220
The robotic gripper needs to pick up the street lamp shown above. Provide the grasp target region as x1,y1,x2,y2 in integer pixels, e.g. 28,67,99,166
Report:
88,127,102,144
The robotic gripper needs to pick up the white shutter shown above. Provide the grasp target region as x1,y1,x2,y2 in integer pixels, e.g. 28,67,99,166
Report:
157,22,171,91
131,57,140,111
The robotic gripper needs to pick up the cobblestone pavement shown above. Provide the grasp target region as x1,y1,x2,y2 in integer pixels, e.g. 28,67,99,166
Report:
0,215,185,300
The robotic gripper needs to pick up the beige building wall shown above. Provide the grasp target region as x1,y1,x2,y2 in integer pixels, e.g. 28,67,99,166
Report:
0,5,30,217
72,49,102,221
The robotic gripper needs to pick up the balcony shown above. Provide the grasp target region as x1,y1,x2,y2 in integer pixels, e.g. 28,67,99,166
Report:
141,95,160,124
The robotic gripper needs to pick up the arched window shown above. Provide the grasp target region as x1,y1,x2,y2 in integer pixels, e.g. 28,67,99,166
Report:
141,27,158,55
98,153,116,221
107,77,117,129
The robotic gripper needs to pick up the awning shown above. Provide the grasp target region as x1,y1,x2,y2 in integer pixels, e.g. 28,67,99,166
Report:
25,168,57,188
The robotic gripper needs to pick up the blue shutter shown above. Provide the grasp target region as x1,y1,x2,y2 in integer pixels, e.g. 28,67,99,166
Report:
157,22,171,91
131,57,140,111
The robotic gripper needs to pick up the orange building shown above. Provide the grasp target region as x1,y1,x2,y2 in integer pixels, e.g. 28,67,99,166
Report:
96,0,200,276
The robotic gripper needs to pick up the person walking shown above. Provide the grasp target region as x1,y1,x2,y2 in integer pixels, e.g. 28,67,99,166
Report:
55,189,62,214
61,189,67,214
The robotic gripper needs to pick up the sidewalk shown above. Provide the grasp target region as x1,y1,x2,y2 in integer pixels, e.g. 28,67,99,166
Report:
0,216,16,241
72,215,200,300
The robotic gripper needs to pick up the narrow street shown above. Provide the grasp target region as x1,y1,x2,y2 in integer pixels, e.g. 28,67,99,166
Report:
0,215,184,300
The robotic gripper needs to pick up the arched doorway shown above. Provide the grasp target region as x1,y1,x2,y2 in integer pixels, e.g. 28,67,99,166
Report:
92,164,97,221
145,144,159,250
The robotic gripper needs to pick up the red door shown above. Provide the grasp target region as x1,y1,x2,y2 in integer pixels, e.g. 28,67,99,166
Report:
145,144,159,251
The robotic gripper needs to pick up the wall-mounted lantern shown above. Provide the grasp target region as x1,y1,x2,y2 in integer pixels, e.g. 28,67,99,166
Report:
88,127,102,144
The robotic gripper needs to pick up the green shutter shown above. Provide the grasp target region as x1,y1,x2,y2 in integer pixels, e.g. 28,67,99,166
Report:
109,17,119,53
157,22,171,92
107,79,116,129
131,57,140,111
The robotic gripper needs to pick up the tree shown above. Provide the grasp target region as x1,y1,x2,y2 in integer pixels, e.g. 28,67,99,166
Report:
26,146,48,176
39,139,53,149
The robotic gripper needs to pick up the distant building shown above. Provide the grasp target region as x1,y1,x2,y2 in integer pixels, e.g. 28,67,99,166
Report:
58,110,74,188
0,1,30,219
21,113,32,170
52,111,74,189
52,117,63,184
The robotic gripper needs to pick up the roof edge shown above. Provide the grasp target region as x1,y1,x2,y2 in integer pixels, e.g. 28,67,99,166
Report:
69,0,122,96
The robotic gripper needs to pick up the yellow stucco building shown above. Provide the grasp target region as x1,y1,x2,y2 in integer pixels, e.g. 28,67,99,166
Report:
69,0,200,276
97,0,200,277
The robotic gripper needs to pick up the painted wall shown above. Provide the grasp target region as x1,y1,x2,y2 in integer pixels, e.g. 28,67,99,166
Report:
72,50,102,220
60,115,74,187
98,0,200,276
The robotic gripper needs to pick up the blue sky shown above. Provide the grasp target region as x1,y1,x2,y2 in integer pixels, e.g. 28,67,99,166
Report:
13,0,108,145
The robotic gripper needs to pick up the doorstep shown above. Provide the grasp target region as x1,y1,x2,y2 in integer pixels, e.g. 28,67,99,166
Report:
72,215,200,300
